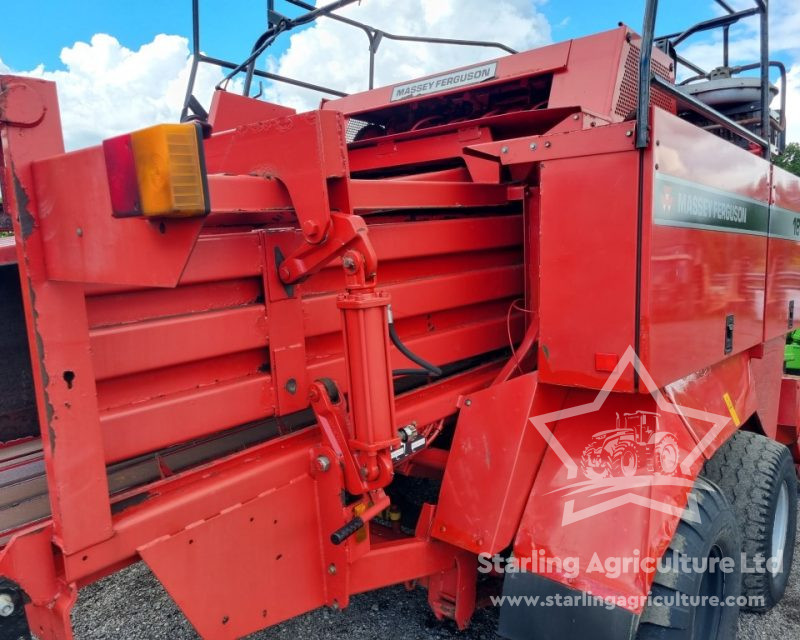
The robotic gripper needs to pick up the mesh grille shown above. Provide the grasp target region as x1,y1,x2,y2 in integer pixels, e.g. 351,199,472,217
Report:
615,43,676,118
346,118,371,142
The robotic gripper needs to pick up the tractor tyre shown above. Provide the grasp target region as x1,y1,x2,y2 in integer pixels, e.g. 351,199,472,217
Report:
580,443,611,479
654,433,680,475
610,441,638,477
702,430,797,612
637,477,741,640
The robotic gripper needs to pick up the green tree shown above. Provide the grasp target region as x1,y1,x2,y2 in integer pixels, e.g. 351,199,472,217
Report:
774,142,800,177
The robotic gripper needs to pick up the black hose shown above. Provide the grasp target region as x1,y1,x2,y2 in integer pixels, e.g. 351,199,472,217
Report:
388,308,442,378
392,368,433,377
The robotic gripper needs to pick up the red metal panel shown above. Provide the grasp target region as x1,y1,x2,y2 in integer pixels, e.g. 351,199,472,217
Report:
31,146,205,288
139,476,327,639
100,374,275,463
537,150,640,390
63,429,323,582
513,382,703,613
95,349,267,411
85,278,262,328
750,335,786,439
765,164,800,339
207,89,295,133
641,108,770,386
179,233,263,284
89,305,267,380
0,75,112,552
433,373,549,554
350,179,509,211
664,350,756,457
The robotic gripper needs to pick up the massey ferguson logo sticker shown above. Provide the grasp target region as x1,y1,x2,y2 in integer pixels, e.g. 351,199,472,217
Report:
390,62,497,102
653,173,769,235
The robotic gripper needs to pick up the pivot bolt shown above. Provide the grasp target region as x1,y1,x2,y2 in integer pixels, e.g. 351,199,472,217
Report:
315,455,331,473
0,593,14,617
342,255,356,271
302,220,320,238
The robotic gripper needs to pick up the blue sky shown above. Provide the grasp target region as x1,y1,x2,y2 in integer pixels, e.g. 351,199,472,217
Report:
1,0,708,71
1,1,796,149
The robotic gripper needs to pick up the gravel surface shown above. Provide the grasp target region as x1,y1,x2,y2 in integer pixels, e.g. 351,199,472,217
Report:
69,511,800,640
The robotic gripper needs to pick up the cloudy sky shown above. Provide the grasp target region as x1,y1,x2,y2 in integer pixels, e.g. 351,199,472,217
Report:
0,0,797,149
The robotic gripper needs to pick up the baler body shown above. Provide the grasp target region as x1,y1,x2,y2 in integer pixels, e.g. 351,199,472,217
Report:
0,19,797,640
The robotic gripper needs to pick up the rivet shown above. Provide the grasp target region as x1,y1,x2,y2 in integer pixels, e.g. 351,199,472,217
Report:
501,145,509,154
529,143,537,151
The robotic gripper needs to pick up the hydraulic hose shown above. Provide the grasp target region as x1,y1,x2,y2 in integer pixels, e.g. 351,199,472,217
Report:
387,306,443,378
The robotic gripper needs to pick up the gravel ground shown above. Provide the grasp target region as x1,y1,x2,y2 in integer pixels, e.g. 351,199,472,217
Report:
69,511,800,640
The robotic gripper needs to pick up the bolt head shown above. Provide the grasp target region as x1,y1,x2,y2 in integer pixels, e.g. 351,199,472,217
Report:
0,594,14,617
625,130,633,137
465,399,472,407
544,141,552,148
302,220,320,238
342,255,356,270
328,563,337,575
315,455,331,473
529,142,537,151
500,145,509,154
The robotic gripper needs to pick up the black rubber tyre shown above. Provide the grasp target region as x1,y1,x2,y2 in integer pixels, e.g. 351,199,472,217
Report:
702,430,798,612
637,477,741,640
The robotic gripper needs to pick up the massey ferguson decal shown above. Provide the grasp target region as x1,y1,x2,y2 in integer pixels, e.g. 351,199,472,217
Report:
390,62,497,101
654,172,769,235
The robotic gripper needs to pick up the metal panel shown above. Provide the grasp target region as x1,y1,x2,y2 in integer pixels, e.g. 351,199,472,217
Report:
642,108,770,386
765,164,800,339
538,150,640,391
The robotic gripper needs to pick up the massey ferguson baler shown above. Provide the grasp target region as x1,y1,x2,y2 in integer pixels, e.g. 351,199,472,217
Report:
0,1,798,639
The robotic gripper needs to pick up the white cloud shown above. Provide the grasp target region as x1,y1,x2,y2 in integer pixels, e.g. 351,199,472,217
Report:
0,34,224,150
262,0,551,111
0,0,550,149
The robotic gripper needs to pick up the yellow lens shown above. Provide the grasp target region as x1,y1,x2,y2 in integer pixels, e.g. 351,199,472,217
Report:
130,124,208,218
